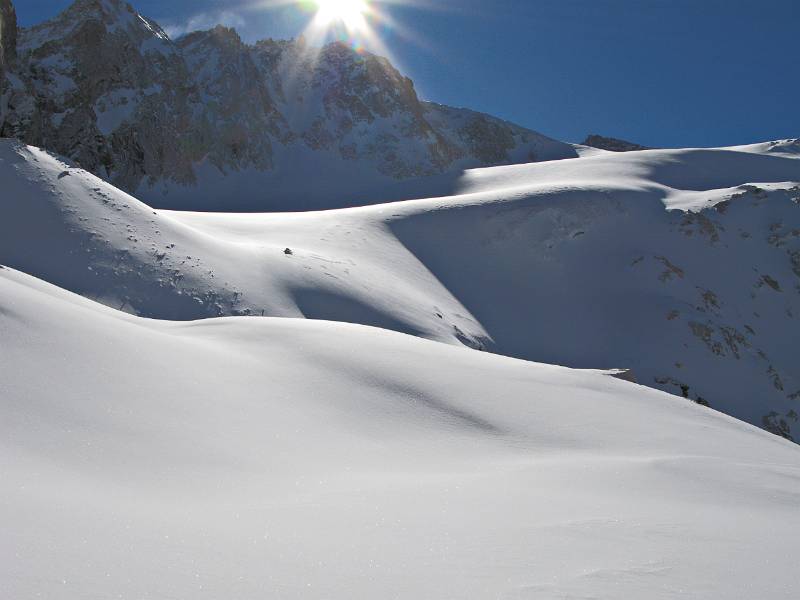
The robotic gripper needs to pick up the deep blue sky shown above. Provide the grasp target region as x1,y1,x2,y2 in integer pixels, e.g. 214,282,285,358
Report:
16,0,800,147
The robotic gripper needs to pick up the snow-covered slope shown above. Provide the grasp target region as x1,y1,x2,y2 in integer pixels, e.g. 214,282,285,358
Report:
2,265,799,599
2,138,799,439
0,0,577,210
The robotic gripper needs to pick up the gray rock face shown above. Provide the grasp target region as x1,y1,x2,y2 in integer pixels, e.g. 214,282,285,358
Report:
0,0,15,87
0,0,16,70
583,134,650,152
0,0,578,210
2,0,200,190
0,0,15,133
176,26,287,176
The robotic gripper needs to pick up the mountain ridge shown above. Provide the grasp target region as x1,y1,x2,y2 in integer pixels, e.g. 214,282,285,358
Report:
0,0,577,211
583,133,651,152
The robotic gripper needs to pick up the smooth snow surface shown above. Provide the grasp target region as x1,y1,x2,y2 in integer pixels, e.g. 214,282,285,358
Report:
1,266,799,599
1,139,799,438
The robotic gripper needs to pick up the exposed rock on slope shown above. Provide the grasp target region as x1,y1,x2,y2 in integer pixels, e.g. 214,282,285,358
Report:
0,0,15,67
0,0,15,88
2,0,200,189
0,0,577,210
583,133,651,152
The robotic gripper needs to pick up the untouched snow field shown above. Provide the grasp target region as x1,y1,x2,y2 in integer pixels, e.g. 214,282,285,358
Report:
1,138,799,438
2,266,800,599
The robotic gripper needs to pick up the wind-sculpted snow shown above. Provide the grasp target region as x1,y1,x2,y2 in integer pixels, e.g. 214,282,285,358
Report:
1,138,799,439
2,266,800,599
3,4,798,597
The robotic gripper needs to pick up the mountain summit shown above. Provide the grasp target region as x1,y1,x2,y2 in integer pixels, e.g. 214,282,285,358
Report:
0,0,577,210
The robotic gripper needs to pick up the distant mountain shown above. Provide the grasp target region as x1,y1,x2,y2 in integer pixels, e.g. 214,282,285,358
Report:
0,0,577,210
583,133,651,152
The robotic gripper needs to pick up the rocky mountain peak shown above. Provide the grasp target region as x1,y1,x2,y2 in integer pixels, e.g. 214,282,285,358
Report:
0,0,578,210
58,0,139,24
20,0,171,53
179,25,244,51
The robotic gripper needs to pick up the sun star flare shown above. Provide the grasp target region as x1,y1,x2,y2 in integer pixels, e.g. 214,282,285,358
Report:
313,0,369,30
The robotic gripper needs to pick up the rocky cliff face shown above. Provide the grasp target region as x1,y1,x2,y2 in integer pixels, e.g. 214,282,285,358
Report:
0,0,16,82
0,0,578,210
583,134,650,152
2,0,204,189
0,0,16,67
0,0,15,133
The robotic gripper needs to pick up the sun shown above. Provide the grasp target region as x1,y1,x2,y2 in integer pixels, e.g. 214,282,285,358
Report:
313,0,369,30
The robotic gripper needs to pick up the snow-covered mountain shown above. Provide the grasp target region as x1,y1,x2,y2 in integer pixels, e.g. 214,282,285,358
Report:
2,137,799,440
3,265,800,599
2,3,799,595
0,0,576,210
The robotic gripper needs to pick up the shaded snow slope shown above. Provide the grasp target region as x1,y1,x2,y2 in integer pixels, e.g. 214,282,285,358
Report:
0,139,490,335
2,139,799,439
2,266,800,599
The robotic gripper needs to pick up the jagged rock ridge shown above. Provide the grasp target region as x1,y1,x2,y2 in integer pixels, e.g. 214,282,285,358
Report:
583,133,650,152
0,0,577,210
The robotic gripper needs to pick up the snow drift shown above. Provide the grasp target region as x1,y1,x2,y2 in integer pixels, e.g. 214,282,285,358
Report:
2,265,800,599
1,138,799,439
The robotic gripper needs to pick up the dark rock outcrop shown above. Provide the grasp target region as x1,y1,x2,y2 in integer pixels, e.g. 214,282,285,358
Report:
0,0,16,133
583,134,650,152
0,0,16,69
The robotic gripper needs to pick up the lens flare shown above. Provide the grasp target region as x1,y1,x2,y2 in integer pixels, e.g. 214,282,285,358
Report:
255,0,429,77
313,0,369,30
